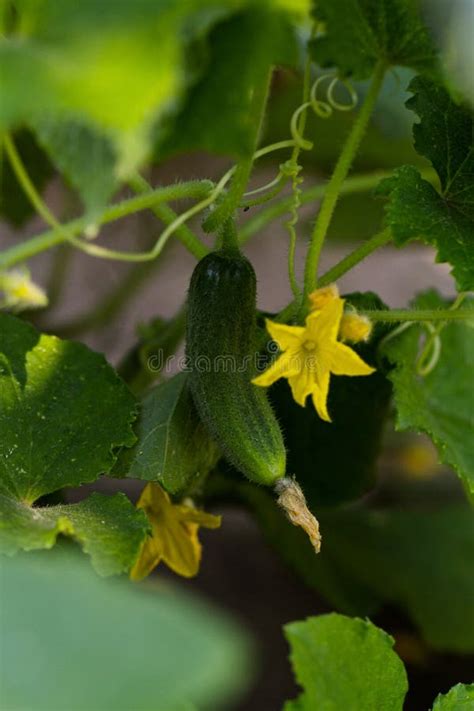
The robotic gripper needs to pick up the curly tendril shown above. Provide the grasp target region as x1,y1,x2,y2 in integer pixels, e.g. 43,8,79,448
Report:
290,74,358,150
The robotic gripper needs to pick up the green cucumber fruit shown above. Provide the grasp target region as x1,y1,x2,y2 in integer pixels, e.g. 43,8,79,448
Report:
186,248,286,485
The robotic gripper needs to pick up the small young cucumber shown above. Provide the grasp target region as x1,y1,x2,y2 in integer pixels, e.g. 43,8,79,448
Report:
186,248,286,485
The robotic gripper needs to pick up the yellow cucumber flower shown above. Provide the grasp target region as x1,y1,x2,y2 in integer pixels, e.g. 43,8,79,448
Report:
130,482,221,581
252,297,375,422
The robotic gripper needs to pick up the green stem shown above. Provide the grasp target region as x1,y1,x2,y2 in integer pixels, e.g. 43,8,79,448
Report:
128,174,208,259
303,61,386,297
239,168,423,245
203,156,254,234
362,309,473,323
319,228,392,286
220,219,239,250
0,182,213,270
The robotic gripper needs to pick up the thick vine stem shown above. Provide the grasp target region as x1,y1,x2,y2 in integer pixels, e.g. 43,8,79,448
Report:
319,228,392,286
302,60,387,300
0,179,214,269
128,174,208,260
362,308,473,323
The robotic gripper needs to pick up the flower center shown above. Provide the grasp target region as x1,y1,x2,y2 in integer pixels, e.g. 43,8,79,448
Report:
303,339,317,352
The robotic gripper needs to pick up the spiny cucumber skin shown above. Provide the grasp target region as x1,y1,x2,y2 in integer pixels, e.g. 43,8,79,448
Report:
186,249,286,486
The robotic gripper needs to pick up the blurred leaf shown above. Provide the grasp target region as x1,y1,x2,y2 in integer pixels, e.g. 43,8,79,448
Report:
270,293,392,506
0,313,137,503
1,0,309,180
378,77,474,290
383,291,474,499
245,484,474,652
0,548,251,710
284,614,408,710
0,129,53,226
158,7,299,159
324,507,474,653
311,0,439,80
431,684,474,710
115,373,219,495
0,492,149,576
32,118,118,219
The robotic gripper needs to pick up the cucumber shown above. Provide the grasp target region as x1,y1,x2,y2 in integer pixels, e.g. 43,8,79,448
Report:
186,248,286,485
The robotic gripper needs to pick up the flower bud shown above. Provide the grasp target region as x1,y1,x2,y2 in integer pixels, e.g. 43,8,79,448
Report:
308,283,339,311
339,312,372,343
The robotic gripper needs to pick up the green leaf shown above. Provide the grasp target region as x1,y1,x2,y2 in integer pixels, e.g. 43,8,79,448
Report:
0,492,149,576
269,292,392,506
284,614,408,710
432,684,474,710
383,291,474,498
1,548,251,710
157,7,299,159
115,373,219,495
310,0,439,80
1,1,308,177
0,129,53,226
245,485,474,652
377,77,474,290
323,507,474,653
0,313,137,503
32,118,118,219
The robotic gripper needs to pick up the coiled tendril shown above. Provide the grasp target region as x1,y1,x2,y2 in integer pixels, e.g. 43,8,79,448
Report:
290,74,358,150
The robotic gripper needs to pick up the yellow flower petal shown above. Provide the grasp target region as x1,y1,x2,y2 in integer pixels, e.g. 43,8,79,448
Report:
176,504,221,529
306,297,345,342
130,483,220,581
311,364,331,422
287,365,315,406
328,342,376,376
265,319,305,351
252,350,302,388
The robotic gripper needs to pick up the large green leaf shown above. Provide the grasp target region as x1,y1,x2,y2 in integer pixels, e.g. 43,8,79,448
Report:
157,7,299,159
270,293,392,506
378,77,474,290
0,492,149,576
0,548,251,710
284,614,408,710
310,0,439,80
383,291,474,498
32,118,118,219
1,0,309,180
0,313,137,503
432,684,474,710
324,507,474,653
0,314,146,573
116,373,219,494
244,485,474,652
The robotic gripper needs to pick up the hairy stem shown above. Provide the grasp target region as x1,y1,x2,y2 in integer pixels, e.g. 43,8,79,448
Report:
128,174,208,259
0,183,213,270
319,228,392,286
362,308,473,323
239,168,426,245
303,61,386,297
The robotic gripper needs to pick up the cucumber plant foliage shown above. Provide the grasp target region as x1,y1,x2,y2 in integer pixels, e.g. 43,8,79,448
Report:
0,0,473,707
